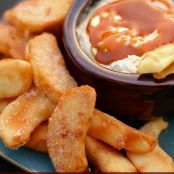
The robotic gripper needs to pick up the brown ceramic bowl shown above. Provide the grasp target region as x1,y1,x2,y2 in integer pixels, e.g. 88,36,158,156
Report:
63,0,174,120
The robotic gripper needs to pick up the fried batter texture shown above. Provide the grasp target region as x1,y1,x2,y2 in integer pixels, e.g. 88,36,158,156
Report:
0,59,32,99
26,33,77,102
86,136,137,172
0,88,55,149
0,24,27,59
26,121,48,153
127,118,174,172
48,86,96,172
5,0,73,33
88,109,156,153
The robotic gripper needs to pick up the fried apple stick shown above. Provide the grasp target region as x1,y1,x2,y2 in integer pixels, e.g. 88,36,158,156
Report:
0,88,56,149
86,136,137,172
89,109,156,153
48,86,96,172
26,121,48,153
0,24,26,59
26,33,77,103
127,117,174,172
138,44,174,74
5,0,73,33
0,59,32,99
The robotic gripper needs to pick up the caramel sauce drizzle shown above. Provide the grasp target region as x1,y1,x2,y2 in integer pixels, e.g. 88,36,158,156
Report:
87,0,174,65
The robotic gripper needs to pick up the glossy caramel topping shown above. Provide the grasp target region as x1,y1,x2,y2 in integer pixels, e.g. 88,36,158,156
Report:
87,0,174,65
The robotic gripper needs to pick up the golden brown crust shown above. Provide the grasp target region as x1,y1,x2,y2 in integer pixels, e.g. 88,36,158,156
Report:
0,24,27,59
0,59,33,99
47,86,96,172
26,121,48,153
88,109,156,153
26,108,157,155
140,117,168,139
27,33,77,102
86,136,137,172
0,88,56,149
127,145,174,172
127,117,174,172
4,0,73,33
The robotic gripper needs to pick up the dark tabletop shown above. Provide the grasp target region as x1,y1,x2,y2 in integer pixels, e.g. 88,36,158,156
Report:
0,158,23,172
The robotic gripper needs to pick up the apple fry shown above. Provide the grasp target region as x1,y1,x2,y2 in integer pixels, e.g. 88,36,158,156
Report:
127,118,174,172
86,136,137,172
0,59,32,99
0,24,27,59
26,121,48,153
140,117,168,139
4,0,73,33
0,88,56,149
127,146,174,172
138,44,174,74
27,33,77,102
88,109,156,153
48,86,96,172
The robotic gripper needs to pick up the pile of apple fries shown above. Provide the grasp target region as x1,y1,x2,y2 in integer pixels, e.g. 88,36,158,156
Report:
0,0,174,172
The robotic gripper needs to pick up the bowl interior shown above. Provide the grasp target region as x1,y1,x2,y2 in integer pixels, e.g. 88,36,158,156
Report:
64,0,174,88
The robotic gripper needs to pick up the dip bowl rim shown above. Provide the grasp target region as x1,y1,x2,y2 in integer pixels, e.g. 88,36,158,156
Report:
63,0,174,88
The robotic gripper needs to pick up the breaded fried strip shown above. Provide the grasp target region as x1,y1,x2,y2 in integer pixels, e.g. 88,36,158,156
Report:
4,0,73,33
0,99,14,114
127,118,174,172
26,121,48,153
0,24,27,59
0,59,32,99
140,117,168,139
27,33,77,102
138,44,174,74
88,109,156,153
86,136,137,172
48,86,96,172
127,146,174,172
0,88,55,149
